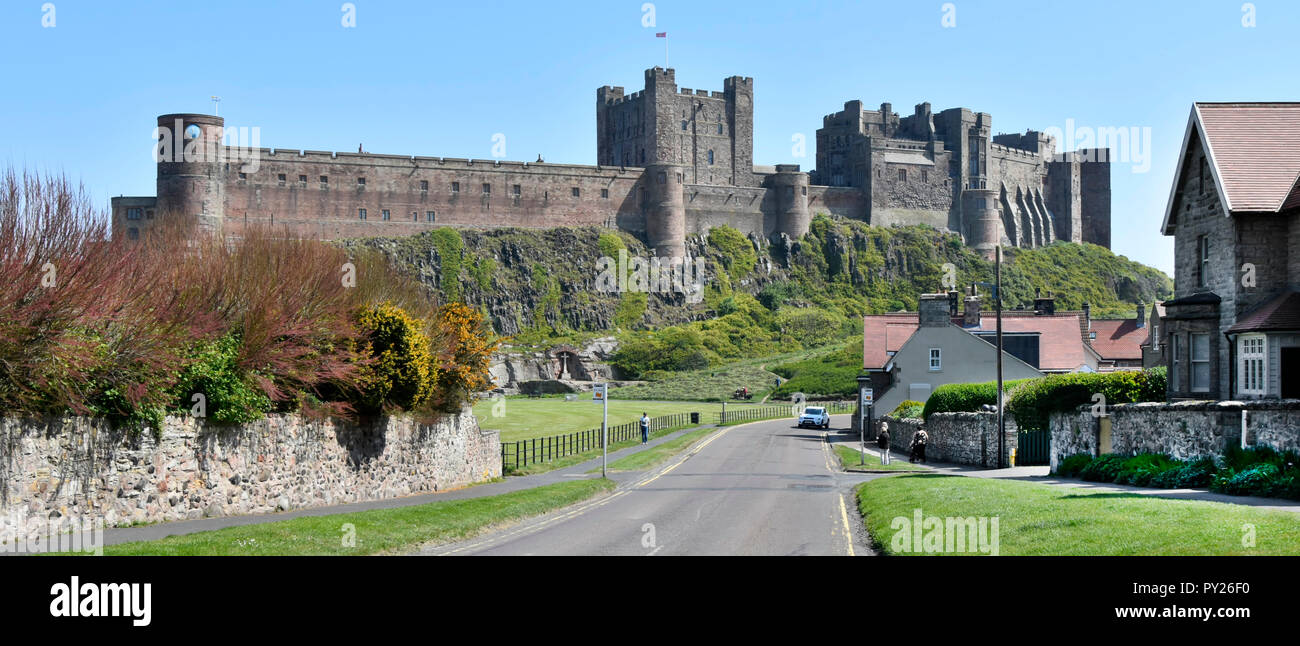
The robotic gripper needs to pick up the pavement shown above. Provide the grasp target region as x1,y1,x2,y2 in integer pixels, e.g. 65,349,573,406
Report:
421,414,878,555
825,431,1300,514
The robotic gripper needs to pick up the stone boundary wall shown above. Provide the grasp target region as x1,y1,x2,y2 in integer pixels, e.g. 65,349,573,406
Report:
0,408,499,540
1047,400,1300,472
879,412,1016,468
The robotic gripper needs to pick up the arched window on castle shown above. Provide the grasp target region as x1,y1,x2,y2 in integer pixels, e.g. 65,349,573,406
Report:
707,150,715,165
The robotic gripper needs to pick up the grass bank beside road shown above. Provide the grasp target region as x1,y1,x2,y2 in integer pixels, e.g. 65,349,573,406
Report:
833,444,926,472
596,426,719,473
474,398,723,443
79,479,616,556
857,474,1300,556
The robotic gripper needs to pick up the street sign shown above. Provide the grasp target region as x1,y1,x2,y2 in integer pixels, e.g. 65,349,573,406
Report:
593,384,607,402
861,388,873,406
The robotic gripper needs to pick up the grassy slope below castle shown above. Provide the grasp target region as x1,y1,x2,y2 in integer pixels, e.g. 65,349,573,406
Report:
349,215,1172,400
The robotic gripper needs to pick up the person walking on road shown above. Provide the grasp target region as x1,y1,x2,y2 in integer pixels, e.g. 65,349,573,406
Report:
876,421,891,465
910,425,929,463
640,412,650,444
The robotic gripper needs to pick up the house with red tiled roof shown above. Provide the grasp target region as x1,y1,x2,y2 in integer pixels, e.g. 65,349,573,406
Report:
860,291,1104,417
1158,102,1300,400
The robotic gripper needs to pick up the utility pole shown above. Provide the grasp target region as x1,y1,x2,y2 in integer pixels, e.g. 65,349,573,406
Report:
996,245,1005,469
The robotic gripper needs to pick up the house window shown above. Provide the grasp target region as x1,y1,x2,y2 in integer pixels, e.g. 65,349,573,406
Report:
426,211,436,222
358,208,367,220
1190,333,1210,392
420,180,429,192
929,348,942,372
482,183,491,195
1239,335,1266,396
1197,235,1210,287
451,181,460,194
572,187,580,197
126,207,143,220
1170,335,1181,390
381,209,390,221
145,209,154,219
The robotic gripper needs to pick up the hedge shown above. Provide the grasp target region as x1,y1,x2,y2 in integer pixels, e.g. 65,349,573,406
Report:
921,379,1036,420
1006,367,1166,431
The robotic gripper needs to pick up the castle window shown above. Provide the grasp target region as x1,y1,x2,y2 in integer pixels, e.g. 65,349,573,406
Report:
298,175,307,185
717,124,723,135
639,149,645,164
676,173,682,182
184,124,201,140
572,187,580,198
358,208,367,220
601,188,609,199
426,211,436,222
126,207,143,220
512,184,522,197
801,186,807,196
357,177,366,187
320,175,328,186
707,150,714,165
921,170,929,183
682,121,688,131
238,172,247,181
382,209,390,221
277,174,287,186
482,183,491,195
420,180,429,191
657,172,666,185
451,181,460,194
898,169,907,182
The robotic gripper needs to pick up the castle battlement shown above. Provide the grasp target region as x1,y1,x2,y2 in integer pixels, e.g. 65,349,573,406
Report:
118,67,1110,259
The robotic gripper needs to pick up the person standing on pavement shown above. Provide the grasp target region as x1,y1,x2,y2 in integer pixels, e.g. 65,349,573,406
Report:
876,421,891,465
640,412,650,444
910,425,929,463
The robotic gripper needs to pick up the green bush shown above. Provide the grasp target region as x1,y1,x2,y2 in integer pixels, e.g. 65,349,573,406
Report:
1116,454,1178,487
707,225,757,277
170,332,273,424
890,400,924,419
430,228,464,302
1150,457,1217,489
1056,453,1094,478
1079,454,1127,483
354,303,436,414
922,379,1035,420
771,341,862,398
1006,368,1166,431
1213,463,1282,497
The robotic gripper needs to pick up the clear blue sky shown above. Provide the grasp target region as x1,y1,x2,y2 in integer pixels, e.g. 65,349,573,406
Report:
3,0,1297,274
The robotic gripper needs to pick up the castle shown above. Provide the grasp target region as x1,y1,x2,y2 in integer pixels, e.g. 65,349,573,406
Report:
113,67,1110,259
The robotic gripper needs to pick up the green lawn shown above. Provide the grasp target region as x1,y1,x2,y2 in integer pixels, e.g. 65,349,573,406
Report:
833,444,926,472
505,423,695,476
82,479,616,556
473,398,723,443
607,344,843,403
596,426,720,473
857,474,1300,556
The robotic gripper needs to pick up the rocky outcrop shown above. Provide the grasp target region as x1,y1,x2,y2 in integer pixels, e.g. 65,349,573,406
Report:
488,336,624,393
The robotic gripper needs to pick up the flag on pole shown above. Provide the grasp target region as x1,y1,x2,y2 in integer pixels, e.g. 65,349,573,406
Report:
656,32,666,37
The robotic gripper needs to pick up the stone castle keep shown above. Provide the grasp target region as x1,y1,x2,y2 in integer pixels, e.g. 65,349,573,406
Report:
113,67,1110,258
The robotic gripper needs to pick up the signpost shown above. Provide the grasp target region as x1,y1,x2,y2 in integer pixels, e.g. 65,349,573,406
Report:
858,380,873,466
593,383,609,477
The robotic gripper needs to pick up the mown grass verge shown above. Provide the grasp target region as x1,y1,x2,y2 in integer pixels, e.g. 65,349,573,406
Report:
594,426,720,473
856,474,1300,556
503,423,698,476
71,479,616,556
833,444,926,472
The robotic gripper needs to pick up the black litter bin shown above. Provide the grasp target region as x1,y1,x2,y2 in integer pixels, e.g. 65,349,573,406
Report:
690,412,700,425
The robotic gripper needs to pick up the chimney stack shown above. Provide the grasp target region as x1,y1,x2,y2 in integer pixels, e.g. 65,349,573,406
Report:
964,292,982,327
1033,290,1056,316
919,293,951,327
947,290,960,317
1082,303,1091,330
1136,302,1146,328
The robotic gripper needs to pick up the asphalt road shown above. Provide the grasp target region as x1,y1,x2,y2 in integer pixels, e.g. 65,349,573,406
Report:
424,415,872,556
